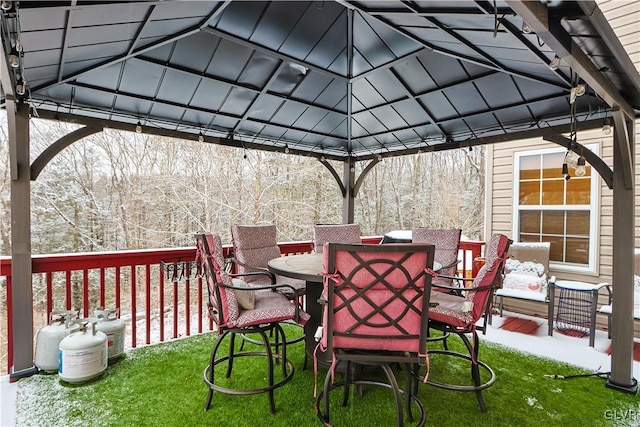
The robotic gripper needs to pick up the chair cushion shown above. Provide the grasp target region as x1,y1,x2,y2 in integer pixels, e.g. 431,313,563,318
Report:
232,224,282,283
313,224,361,254
235,289,309,328
502,258,547,295
429,293,474,329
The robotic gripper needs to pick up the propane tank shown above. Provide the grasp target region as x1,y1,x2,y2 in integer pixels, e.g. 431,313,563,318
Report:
94,307,125,362
34,310,79,373
58,320,108,384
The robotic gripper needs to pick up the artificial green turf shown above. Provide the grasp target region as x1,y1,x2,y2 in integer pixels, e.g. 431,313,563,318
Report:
15,329,640,427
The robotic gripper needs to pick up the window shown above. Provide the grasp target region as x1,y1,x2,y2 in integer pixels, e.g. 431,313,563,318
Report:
512,144,599,274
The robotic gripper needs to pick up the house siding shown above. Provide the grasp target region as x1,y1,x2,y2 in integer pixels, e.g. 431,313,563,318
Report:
488,0,640,331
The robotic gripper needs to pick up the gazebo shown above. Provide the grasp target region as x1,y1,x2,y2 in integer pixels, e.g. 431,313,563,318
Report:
1,0,639,392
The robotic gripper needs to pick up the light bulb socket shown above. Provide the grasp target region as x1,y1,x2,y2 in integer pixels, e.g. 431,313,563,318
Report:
561,162,569,176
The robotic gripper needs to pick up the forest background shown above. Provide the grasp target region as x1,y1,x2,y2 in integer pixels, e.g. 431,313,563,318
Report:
0,114,485,372
0,115,485,255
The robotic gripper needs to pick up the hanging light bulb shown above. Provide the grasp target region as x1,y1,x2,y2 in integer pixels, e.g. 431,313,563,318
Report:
135,121,142,133
16,78,25,96
549,55,561,71
575,156,586,177
198,131,204,143
284,144,290,154
9,49,19,68
602,118,612,135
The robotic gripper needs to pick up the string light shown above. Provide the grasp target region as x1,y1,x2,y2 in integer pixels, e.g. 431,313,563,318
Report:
15,78,25,96
135,121,142,133
575,156,586,177
602,118,612,135
198,131,204,143
522,21,533,34
549,55,561,71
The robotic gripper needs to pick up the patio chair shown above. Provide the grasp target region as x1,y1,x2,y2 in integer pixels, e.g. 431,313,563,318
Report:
315,242,435,427
493,242,555,332
411,228,462,349
423,233,511,413
231,224,306,300
312,223,362,253
231,224,307,365
598,248,640,337
194,232,309,413
411,228,462,291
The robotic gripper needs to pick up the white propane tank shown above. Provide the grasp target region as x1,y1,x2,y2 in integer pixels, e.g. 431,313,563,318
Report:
94,307,125,362
58,320,108,384
34,310,79,372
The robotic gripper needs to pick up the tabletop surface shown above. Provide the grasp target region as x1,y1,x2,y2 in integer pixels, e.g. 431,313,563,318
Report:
267,252,441,283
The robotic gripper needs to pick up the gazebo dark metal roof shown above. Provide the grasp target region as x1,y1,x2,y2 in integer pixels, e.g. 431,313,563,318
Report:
2,0,639,161
2,0,640,395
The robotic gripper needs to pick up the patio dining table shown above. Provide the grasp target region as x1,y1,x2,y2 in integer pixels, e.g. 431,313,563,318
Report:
267,252,441,361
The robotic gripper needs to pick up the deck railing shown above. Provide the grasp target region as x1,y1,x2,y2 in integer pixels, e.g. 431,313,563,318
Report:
0,237,484,374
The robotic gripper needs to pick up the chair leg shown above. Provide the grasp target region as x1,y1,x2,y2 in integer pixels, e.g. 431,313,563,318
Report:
204,331,230,411
380,364,404,427
463,331,487,413
256,329,277,414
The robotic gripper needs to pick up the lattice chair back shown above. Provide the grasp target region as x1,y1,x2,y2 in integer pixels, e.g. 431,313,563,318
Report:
320,243,435,356
412,228,462,288
195,232,239,330
313,224,362,254
231,224,282,284
467,233,511,323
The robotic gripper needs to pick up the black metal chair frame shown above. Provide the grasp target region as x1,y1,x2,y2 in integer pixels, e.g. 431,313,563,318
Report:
415,236,512,413
196,233,301,414
315,243,435,427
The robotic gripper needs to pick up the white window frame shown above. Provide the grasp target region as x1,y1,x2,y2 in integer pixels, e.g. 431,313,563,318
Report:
512,143,600,275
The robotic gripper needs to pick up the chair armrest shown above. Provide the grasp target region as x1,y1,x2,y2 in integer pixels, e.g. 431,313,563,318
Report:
431,282,466,292
601,283,612,303
220,281,302,321
228,256,277,284
438,259,460,271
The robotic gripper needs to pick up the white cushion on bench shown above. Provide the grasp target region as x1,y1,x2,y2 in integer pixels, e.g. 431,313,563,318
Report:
496,258,548,302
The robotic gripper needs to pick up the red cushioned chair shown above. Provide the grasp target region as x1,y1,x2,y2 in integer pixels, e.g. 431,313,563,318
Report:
312,223,362,253
423,233,511,413
231,224,306,300
195,232,309,414
411,228,462,290
315,242,435,427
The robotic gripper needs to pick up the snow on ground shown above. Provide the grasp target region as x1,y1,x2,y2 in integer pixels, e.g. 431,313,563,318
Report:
1,310,638,427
